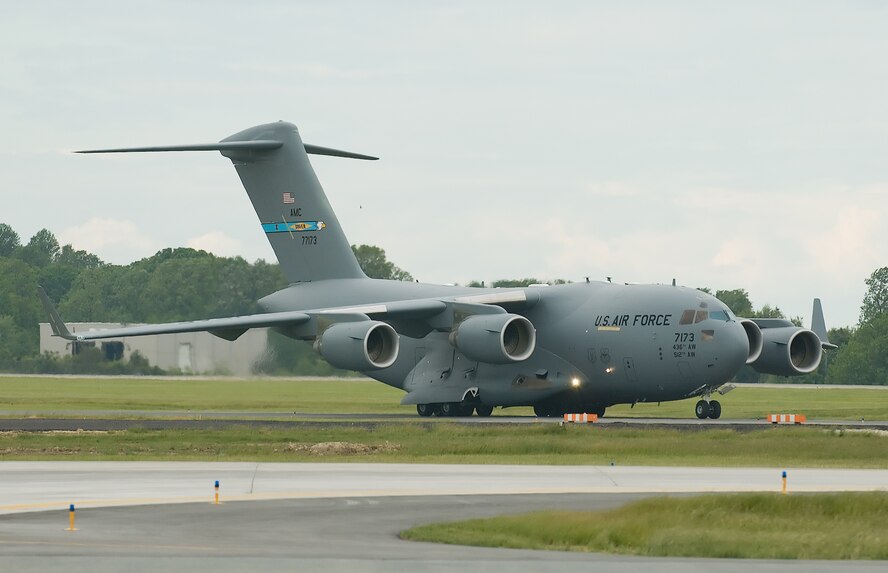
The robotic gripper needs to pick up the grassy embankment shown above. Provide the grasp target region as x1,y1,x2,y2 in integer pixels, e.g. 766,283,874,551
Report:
1,424,887,466
1,376,886,420
401,492,888,560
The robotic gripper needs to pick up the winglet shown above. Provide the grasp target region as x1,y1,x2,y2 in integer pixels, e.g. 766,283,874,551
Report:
37,286,79,341
811,298,837,349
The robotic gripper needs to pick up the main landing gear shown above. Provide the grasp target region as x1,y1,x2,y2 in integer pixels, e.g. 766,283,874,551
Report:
695,399,721,419
416,403,493,417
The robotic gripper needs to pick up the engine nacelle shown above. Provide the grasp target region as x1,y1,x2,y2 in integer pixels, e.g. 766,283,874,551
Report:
450,314,536,364
739,319,763,364
750,327,822,376
315,321,399,371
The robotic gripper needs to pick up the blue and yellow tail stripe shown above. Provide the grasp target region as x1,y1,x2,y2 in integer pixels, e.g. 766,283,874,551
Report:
262,221,326,234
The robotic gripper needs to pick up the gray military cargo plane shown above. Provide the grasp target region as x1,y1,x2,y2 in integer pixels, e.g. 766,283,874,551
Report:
39,121,835,419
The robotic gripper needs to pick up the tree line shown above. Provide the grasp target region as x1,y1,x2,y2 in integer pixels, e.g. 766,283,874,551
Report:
0,222,886,383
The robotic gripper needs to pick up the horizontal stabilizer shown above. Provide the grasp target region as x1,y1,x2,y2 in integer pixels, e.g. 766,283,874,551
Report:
303,144,378,161
76,141,377,160
75,140,283,154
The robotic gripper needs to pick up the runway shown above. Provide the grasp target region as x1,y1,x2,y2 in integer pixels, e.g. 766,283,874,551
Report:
3,461,888,514
1,463,887,572
2,410,888,432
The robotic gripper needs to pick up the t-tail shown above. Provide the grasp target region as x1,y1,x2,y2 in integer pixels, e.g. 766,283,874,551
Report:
77,121,375,283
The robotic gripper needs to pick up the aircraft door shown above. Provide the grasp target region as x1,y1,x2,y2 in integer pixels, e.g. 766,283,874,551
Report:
407,347,426,389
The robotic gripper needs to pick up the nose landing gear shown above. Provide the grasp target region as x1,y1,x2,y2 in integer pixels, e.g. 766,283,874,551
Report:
694,399,722,419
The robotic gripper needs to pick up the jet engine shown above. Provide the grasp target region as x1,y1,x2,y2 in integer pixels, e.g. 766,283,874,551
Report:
450,314,536,364
750,327,822,376
739,319,763,364
315,321,399,371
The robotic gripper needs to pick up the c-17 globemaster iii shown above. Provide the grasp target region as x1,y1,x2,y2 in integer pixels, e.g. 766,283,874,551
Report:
38,121,835,419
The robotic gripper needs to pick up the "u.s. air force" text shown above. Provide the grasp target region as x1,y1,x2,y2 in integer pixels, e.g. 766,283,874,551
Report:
594,314,672,327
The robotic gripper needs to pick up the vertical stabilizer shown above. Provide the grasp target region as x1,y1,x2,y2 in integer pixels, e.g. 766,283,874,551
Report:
219,122,367,283
811,298,836,349
75,121,374,283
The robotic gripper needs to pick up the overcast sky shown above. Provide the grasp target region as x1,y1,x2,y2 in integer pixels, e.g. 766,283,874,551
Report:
3,1,886,328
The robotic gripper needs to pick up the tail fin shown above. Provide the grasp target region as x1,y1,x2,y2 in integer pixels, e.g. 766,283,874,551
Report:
77,121,374,283
811,298,837,349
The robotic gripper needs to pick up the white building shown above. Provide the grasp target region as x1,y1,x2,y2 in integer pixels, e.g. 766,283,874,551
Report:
39,323,268,376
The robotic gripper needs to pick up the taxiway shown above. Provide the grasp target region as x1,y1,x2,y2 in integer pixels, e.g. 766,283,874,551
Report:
1,463,887,572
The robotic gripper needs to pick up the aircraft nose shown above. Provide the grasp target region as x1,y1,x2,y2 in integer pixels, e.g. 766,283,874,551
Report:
716,321,750,379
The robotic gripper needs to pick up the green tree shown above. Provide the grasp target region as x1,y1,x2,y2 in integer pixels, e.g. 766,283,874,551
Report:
804,326,854,385
714,289,753,316
752,304,785,319
58,265,130,322
253,332,349,376
55,244,104,269
828,314,888,385
38,265,81,305
0,223,21,257
351,244,413,281
17,229,60,268
859,267,888,325
0,258,42,365
467,278,570,288
493,278,540,288
0,315,32,368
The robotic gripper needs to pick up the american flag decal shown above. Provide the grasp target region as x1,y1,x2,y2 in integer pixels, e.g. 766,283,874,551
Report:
282,192,295,204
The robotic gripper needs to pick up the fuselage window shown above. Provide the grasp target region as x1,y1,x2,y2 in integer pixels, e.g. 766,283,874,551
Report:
679,310,696,325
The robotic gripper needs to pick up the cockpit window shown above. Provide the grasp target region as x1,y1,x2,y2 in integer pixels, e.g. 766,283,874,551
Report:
679,310,696,325
694,310,709,323
709,310,729,321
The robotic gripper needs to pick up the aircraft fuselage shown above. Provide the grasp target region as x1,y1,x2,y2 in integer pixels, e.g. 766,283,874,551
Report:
260,279,750,411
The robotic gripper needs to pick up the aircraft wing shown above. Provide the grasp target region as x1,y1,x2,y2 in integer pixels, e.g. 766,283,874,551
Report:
38,286,540,343
39,286,313,342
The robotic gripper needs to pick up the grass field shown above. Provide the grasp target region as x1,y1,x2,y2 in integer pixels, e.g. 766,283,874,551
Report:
401,492,888,560
1,424,887,466
0,376,887,420
1,376,886,465
0,376,404,415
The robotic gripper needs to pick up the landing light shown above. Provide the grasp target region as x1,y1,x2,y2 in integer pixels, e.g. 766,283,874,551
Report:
605,367,615,374
570,377,581,388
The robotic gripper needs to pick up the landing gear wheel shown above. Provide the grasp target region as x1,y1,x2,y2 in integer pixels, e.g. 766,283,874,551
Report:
708,400,722,419
475,405,494,417
593,406,606,418
533,405,551,417
695,400,711,419
455,403,474,417
438,402,455,417
416,404,434,417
